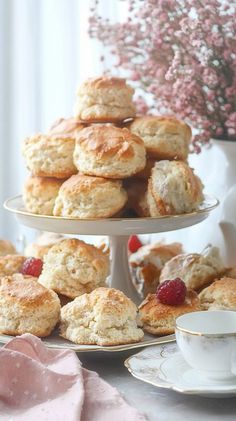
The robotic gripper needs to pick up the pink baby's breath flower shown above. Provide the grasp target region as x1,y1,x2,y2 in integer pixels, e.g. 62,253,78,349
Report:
89,0,236,148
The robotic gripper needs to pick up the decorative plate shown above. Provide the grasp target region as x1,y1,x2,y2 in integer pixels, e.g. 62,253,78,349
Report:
125,343,236,397
0,332,175,353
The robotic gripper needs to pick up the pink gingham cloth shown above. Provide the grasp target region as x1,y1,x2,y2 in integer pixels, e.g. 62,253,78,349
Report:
0,334,146,421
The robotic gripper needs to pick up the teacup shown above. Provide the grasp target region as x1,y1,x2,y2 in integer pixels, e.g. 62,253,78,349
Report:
175,311,236,381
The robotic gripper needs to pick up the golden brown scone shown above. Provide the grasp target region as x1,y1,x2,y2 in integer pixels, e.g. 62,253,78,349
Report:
74,76,136,122
23,176,65,215
49,117,85,136
147,160,204,216
0,240,17,256
124,178,149,217
129,116,191,160
73,125,146,179
199,277,236,310
24,232,65,260
0,255,26,279
38,238,109,299
22,133,77,179
0,274,60,337
53,174,128,218
60,287,144,345
138,290,201,335
160,246,225,292
130,242,183,296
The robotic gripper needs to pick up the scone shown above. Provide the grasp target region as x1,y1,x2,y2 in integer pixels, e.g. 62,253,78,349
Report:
73,125,146,179
138,290,200,335
0,274,60,337
60,287,144,345
22,133,77,179
130,242,183,296
38,238,109,298
199,277,236,310
49,117,85,135
53,174,128,218
130,116,191,159
160,246,225,292
0,255,26,278
147,160,204,216
23,176,64,215
74,76,136,122
0,240,17,256
24,232,65,259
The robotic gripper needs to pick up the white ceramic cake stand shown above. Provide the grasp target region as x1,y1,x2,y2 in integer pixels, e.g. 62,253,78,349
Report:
4,195,218,303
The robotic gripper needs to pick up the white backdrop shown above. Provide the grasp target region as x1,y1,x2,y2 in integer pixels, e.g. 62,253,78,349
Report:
0,0,224,254
0,0,114,245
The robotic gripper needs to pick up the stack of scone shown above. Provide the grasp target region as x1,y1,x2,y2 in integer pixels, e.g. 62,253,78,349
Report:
21,75,204,219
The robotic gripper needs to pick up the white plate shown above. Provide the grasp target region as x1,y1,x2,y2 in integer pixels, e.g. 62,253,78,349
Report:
125,343,236,397
4,195,218,235
0,331,175,353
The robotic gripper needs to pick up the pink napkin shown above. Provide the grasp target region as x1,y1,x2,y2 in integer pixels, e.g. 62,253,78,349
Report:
0,334,146,421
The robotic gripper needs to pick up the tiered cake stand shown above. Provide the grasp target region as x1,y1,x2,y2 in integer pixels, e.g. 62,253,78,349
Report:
3,194,218,352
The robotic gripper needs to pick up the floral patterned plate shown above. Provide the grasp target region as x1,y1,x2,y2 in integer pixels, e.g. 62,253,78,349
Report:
125,343,236,398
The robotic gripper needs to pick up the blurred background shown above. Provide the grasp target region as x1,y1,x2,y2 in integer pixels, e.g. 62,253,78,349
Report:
0,0,227,253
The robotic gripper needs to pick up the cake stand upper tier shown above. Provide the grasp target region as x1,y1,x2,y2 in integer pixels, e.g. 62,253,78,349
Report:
5,195,218,236
4,194,218,302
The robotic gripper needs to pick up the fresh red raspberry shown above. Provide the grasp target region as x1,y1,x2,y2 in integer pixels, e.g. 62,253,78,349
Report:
128,235,143,253
156,278,187,306
20,257,43,278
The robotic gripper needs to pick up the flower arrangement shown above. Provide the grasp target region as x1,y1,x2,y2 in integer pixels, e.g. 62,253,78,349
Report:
89,0,236,150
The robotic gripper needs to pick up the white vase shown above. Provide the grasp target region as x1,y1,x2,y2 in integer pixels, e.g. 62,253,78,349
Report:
213,140,236,266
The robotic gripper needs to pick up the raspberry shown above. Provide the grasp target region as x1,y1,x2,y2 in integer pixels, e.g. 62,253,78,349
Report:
156,278,187,306
20,257,43,277
128,235,143,253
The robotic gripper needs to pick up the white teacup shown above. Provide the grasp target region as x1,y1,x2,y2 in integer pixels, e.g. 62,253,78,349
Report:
175,311,236,381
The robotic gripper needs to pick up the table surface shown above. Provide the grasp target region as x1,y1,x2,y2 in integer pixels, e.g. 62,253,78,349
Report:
79,348,236,421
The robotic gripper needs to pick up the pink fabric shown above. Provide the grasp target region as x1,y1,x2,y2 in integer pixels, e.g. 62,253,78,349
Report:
0,334,146,421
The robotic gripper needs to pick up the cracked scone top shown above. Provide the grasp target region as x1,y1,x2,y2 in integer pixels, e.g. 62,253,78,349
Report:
74,76,136,122
38,238,110,299
0,274,60,337
73,125,146,179
60,287,144,346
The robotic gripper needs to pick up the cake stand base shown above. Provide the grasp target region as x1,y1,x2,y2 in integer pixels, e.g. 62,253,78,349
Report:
109,236,140,303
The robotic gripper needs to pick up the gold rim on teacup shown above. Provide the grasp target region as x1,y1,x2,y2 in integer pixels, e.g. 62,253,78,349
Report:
175,323,236,338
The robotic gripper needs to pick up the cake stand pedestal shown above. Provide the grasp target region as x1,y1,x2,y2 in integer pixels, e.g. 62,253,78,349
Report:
4,195,218,303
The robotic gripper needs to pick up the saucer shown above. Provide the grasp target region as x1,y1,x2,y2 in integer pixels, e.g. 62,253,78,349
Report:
125,343,236,398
